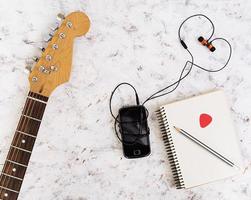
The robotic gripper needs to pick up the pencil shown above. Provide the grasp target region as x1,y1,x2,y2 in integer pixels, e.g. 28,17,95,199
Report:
173,126,238,168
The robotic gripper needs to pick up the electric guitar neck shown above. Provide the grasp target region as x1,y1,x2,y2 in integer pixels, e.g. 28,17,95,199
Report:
0,92,48,199
0,12,90,199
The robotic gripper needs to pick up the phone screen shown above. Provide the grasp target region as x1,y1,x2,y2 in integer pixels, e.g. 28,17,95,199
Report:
119,106,151,158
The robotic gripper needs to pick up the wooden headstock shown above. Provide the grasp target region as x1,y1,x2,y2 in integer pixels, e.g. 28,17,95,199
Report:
28,11,90,97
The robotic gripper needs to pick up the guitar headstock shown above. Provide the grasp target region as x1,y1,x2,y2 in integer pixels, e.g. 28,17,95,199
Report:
28,11,90,97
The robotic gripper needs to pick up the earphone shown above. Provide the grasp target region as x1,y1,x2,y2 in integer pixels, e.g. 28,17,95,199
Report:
142,14,232,103
178,14,216,52
198,36,216,52
110,14,232,145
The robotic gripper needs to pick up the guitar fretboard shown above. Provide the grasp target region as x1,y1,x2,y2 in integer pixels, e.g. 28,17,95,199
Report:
0,92,48,199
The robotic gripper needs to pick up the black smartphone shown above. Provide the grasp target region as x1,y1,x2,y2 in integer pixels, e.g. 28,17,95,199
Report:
119,105,151,159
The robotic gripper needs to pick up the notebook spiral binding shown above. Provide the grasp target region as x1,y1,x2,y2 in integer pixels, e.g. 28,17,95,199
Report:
156,107,185,189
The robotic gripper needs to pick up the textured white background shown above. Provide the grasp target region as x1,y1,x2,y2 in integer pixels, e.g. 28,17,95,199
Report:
0,0,251,199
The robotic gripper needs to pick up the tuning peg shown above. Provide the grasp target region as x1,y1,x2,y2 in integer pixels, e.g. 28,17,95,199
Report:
57,13,65,21
50,22,59,31
44,31,55,42
38,46,45,52
44,35,52,42
24,57,37,73
32,56,39,62
49,31,54,37
25,65,33,73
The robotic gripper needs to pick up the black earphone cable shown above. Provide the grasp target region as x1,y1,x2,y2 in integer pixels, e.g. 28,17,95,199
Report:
143,15,232,104
109,14,232,144
178,13,215,43
143,48,194,104
109,82,140,122
109,82,149,145
191,37,232,72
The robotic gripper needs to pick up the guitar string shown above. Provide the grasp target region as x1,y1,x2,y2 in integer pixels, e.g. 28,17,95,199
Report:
1,94,32,195
1,93,45,196
7,94,41,196
0,94,32,196
1,17,74,195
0,21,71,195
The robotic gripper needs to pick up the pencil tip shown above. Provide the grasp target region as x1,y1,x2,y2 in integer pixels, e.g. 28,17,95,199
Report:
173,126,181,132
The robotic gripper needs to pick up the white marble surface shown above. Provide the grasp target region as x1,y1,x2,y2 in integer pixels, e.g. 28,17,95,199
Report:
0,0,251,199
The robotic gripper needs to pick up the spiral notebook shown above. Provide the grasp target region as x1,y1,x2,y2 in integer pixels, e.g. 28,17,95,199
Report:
156,90,243,189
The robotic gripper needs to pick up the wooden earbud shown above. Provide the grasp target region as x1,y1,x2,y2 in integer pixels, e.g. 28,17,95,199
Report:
198,36,216,52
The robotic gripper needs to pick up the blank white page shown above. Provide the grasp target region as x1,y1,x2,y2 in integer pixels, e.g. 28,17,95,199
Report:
163,90,243,188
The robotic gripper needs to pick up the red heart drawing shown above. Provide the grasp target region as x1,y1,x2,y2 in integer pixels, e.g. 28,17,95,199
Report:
199,113,212,128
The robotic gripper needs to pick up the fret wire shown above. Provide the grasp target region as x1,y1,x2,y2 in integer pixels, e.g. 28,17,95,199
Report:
12,92,46,192
17,117,41,136
2,161,27,180
34,96,46,122
3,102,33,185
9,93,40,171
0,92,48,196
1,173,23,181
27,96,47,104
7,148,31,166
0,186,19,194
1,98,20,196
6,160,27,168
17,98,34,136
30,118,40,138
10,146,32,154
22,98,47,120
19,97,37,166
0,95,33,196
28,92,48,102
25,98,44,143
0,173,22,192
16,131,37,138
22,114,42,122
14,97,32,139
12,131,36,152
25,98,47,119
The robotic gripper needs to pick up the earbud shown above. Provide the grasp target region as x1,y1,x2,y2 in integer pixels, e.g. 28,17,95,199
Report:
198,36,216,52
